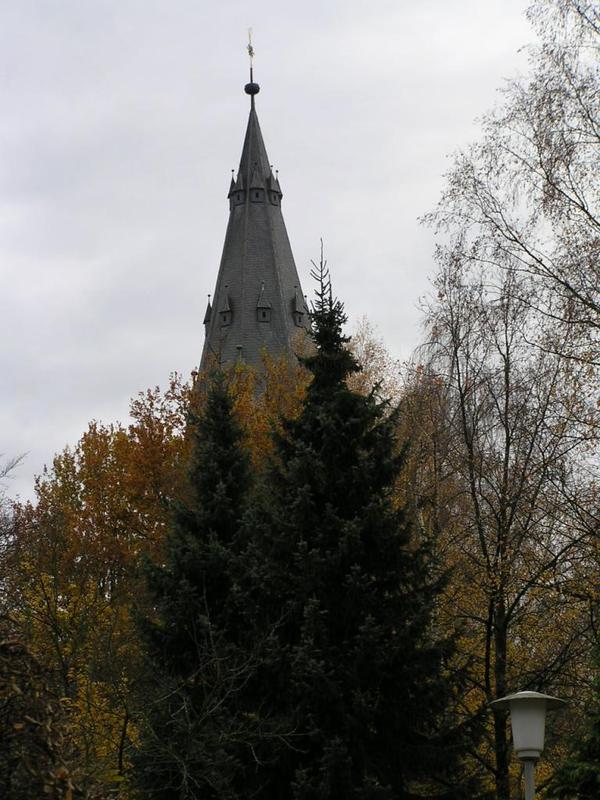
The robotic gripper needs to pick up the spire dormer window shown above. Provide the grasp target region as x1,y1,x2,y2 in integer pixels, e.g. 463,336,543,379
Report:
249,161,265,202
219,290,232,327
228,172,245,207
256,282,272,323
267,170,281,205
293,286,307,328
228,190,245,209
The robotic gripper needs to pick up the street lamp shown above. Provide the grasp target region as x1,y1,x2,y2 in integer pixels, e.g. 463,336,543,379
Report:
490,690,566,800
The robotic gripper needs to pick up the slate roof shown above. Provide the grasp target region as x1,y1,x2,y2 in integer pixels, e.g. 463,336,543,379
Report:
200,83,310,371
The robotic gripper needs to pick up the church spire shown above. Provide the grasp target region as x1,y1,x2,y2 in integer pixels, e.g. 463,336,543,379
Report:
200,56,309,373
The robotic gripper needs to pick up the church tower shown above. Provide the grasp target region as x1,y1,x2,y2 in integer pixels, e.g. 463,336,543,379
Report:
200,72,309,372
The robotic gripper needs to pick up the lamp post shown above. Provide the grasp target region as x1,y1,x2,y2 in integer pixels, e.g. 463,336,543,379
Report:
490,691,566,800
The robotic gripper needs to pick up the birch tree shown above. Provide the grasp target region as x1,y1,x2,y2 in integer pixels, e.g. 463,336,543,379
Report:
415,251,600,799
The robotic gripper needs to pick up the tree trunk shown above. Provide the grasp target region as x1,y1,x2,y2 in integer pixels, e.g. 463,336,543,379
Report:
494,602,510,800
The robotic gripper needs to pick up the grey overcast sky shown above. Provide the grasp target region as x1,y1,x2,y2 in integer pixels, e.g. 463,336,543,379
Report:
1,0,532,500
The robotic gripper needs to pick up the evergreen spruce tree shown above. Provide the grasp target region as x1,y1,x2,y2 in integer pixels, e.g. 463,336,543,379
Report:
132,372,253,799
547,645,600,799
241,260,471,799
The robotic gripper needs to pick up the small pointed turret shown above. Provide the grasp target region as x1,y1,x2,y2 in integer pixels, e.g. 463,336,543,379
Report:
203,295,212,325
200,68,309,372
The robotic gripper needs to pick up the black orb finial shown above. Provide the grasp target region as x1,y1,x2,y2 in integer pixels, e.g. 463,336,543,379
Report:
246,29,259,99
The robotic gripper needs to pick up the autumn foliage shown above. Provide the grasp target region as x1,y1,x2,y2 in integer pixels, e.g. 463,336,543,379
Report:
3,2,600,796
1,356,309,798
